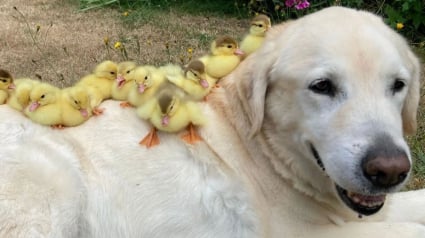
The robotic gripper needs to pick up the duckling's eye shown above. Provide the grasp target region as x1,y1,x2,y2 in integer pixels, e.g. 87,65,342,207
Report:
41,94,45,99
74,100,78,104
1,79,6,83
259,24,263,27
227,45,233,49
110,71,115,75
126,70,131,74
144,76,148,80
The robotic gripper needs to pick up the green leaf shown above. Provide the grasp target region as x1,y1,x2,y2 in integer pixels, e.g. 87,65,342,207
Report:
402,2,410,12
412,14,423,29
384,5,403,24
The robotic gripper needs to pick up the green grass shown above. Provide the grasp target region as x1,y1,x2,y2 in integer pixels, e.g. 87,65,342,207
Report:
407,143,425,190
167,0,246,16
78,0,248,18
413,149,425,175
406,47,425,190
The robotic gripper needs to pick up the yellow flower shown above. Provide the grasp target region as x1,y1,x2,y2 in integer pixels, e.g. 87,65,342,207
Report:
396,23,404,30
114,41,122,49
187,47,193,54
123,11,129,17
104,37,109,45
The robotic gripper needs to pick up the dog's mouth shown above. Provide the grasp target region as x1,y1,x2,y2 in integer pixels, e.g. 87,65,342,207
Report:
309,143,386,216
335,184,385,216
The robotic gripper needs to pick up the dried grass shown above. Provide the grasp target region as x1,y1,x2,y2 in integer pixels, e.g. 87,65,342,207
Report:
0,0,248,87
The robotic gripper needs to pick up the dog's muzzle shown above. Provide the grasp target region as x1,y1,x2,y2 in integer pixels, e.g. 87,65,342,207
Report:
309,136,410,216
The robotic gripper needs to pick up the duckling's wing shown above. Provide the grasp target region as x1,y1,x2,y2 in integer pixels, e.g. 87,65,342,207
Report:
166,74,184,88
198,55,209,65
185,101,206,126
0,91,7,104
136,98,157,120
85,87,104,109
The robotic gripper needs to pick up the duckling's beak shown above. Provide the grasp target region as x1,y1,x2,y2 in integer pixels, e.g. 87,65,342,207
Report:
234,48,245,56
29,101,40,112
199,78,209,89
138,83,146,93
116,75,126,88
80,109,88,118
161,115,170,126
8,83,16,90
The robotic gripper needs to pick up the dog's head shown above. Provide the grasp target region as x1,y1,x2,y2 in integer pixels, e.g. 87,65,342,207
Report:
231,7,421,216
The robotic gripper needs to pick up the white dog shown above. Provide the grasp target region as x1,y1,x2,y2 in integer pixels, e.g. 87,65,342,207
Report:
0,6,424,238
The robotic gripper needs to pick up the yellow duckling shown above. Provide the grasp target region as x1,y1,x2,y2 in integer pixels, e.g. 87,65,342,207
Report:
240,14,271,56
76,60,118,115
125,65,166,108
137,84,206,148
24,82,62,127
60,86,93,127
111,61,138,101
0,69,15,104
7,78,40,111
166,60,217,101
199,35,244,79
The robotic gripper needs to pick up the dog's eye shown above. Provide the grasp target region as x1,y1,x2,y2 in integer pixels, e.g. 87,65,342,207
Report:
391,79,405,94
309,79,336,97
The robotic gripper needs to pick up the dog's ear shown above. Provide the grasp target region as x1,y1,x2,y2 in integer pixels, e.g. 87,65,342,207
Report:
235,25,287,137
402,50,421,135
236,59,270,137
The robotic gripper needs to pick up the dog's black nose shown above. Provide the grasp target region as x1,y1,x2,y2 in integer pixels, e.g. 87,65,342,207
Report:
361,136,410,188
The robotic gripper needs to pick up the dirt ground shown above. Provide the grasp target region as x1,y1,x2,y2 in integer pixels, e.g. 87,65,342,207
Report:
0,0,247,87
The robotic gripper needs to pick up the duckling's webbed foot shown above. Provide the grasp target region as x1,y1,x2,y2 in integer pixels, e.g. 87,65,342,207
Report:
119,101,132,108
51,124,65,129
92,107,104,116
181,123,202,144
139,127,160,148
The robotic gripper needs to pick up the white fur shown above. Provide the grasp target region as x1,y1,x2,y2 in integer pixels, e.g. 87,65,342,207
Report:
0,7,424,238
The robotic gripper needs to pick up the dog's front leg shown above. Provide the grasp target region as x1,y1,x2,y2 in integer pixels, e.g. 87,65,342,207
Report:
384,189,425,224
305,222,425,238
